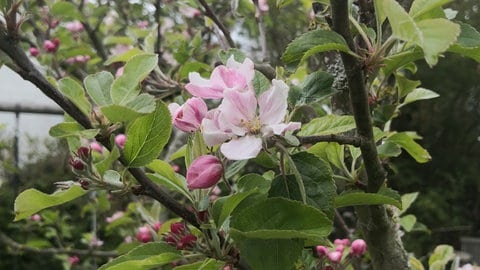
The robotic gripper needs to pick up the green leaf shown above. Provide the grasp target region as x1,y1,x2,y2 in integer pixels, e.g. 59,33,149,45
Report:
225,160,248,179
381,0,423,45
396,73,421,98
230,197,332,241
111,54,158,104
123,101,172,167
400,192,419,215
400,214,417,232
428,245,455,269
51,2,83,21
104,48,145,65
125,94,156,114
84,71,114,106
237,173,271,194
307,142,345,170
96,146,121,176
387,132,431,163
213,189,260,228
282,30,352,68
334,187,402,209
14,186,87,221
455,22,480,48
410,256,426,270
409,0,452,19
146,161,192,201
58,77,91,116
172,259,225,270
101,104,150,123
218,48,246,63
252,71,271,95
448,46,480,62
298,115,355,136
49,122,98,139
234,238,304,270
416,19,460,66
377,141,402,158
298,71,334,104
103,36,134,46
98,242,181,270
401,88,439,106
382,49,424,77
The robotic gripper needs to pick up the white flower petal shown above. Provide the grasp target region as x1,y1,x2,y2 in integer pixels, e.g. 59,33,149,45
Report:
220,135,262,160
258,79,289,125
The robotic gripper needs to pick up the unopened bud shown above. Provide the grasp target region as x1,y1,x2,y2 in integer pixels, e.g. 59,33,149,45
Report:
69,159,85,171
170,222,186,235
350,239,367,256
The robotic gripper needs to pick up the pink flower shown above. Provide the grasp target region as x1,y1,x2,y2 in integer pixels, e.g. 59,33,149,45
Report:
89,236,104,247
106,211,124,223
334,238,350,246
202,79,301,160
65,21,84,32
171,164,180,172
43,39,58,53
29,47,39,57
153,222,162,232
316,245,329,257
168,98,208,132
327,251,342,263
335,244,345,252
89,142,103,153
115,66,125,78
137,20,149,29
30,214,41,222
186,155,223,189
68,256,80,265
124,236,133,243
350,239,367,256
115,134,126,149
136,226,152,243
185,56,255,99
179,6,201,18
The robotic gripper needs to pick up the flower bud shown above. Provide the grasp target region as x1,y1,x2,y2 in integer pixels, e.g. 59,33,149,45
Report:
327,251,342,263
316,245,329,257
153,222,162,232
65,21,84,32
176,234,197,250
69,158,85,171
77,146,91,160
350,239,367,256
79,179,90,190
89,142,103,153
30,214,41,222
68,256,80,266
170,222,186,235
168,97,207,133
115,134,127,149
136,226,152,243
186,155,223,190
29,47,39,57
43,40,57,53
334,238,350,246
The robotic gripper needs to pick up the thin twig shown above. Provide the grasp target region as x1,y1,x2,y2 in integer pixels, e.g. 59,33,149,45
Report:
297,134,363,147
197,0,236,48
0,232,117,258
252,0,268,61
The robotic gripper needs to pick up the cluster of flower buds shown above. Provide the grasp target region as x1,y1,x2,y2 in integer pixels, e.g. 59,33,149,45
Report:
43,38,60,53
316,238,367,268
164,222,197,250
65,55,91,65
135,222,162,243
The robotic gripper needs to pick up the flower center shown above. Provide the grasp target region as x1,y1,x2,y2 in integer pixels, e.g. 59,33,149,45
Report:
241,117,262,135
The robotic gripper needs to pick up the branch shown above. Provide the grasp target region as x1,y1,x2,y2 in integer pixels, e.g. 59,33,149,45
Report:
297,134,362,147
0,232,117,258
197,0,236,48
0,32,200,229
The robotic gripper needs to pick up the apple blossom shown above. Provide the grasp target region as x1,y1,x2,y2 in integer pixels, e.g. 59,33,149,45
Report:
64,21,84,32
43,40,58,53
30,214,41,222
186,155,223,189
202,79,301,160
153,222,162,232
106,211,124,223
68,256,80,265
168,97,208,132
185,56,255,99
89,142,103,153
350,239,367,256
179,6,201,18
316,245,329,257
115,134,127,149
327,251,342,263
136,226,152,243
334,238,350,246
258,0,269,12
29,47,39,57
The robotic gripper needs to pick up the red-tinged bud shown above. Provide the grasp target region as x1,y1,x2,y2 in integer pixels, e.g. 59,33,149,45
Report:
79,179,90,190
186,155,223,190
29,47,39,57
197,210,209,223
30,214,41,222
325,266,333,270
136,226,152,243
89,142,103,153
316,245,329,257
334,238,350,246
43,40,58,53
350,239,367,256
327,251,342,263
68,256,80,266
176,234,197,250
153,222,162,232
223,265,232,270
170,222,186,235
115,134,127,149
77,146,91,160
164,234,176,246
69,159,85,171
53,37,60,47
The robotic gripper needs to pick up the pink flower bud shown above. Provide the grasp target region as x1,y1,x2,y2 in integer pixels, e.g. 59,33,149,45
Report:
168,97,208,132
170,222,186,235
327,251,342,263
136,226,152,243
43,40,57,53
176,234,197,249
257,0,269,12
29,47,39,57
69,158,85,171
350,239,367,256
75,55,87,63
186,155,223,189
30,214,41,222
171,164,180,172
79,179,90,190
77,146,91,160
335,244,345,253
115,66,125,78
115,134,127,149
153,222,162,232
106,211,124,223
334,238,350,246
53,38,60,47
316,245,329,257
65,21,84,32
68,256,80,265
89,142,103,153
65,57,76,64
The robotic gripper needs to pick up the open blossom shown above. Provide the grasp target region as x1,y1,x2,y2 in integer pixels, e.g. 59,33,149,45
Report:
168,97,208,132
202,79,301,160
185,56,255,99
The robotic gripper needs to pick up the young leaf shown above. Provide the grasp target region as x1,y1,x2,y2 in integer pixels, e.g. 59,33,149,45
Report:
123,101,172,167
110,54,158,105
400,214,417,232
298,71,334,104
400,192,419,215
14,186,87,221
49,122,99,139
381,0,423,45
298,115,356,136
58,77,91,116
417,19,460,66
104,48,145,65
101,104,153,123
98,242,181,270
84,71,114,106
213,189,260,228
172,259,225,270
146,160,192,201
335,187,402,209
401,87,439,106
386,132,431,163
282,30,351,68
409,0,453,19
